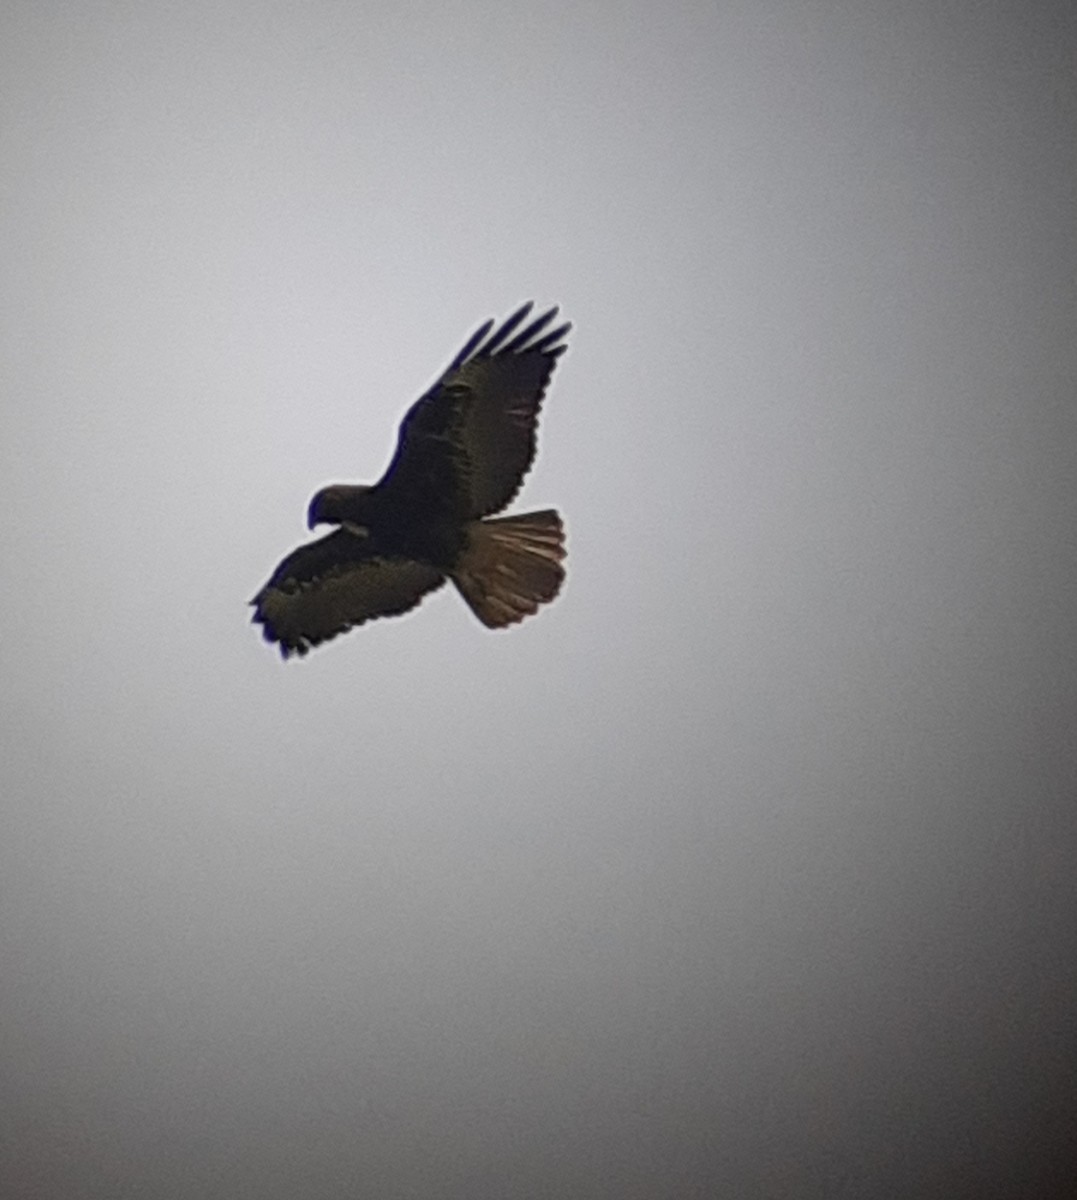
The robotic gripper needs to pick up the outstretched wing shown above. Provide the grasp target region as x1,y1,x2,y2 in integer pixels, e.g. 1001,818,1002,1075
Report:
251,529,445,658
380,303,570,519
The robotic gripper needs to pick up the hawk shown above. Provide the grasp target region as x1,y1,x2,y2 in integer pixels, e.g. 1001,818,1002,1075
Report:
251,303,569,658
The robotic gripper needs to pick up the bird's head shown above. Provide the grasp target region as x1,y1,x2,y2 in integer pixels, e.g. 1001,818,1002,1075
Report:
307,483,371,530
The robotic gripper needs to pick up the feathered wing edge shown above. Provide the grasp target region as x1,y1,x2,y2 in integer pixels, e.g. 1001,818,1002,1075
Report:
382,303,570,515
447,302,571,373
448,303,571,518
250,532,446,658
451,509,566,628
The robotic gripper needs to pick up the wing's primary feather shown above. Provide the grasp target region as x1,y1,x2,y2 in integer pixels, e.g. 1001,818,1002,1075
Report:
251,530,445,658
383,303,571,520
498,306,561,354
446,317,495,373
475,301,533,356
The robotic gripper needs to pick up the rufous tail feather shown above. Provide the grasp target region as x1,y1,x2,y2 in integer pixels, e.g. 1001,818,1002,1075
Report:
451,510,566,628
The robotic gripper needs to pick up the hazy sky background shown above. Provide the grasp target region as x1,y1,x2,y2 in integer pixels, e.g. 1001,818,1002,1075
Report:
2,2,1075,1196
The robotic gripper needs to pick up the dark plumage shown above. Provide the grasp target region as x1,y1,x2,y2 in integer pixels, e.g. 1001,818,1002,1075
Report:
251,303,570,657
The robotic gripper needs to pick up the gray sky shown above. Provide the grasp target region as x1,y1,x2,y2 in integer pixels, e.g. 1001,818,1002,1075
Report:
2,2,1075,1196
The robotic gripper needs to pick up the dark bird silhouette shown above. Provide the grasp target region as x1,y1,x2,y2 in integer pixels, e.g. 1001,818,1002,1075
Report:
251,303,570,657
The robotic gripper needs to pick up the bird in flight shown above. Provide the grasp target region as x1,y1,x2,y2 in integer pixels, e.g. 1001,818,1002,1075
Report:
251,302,570,658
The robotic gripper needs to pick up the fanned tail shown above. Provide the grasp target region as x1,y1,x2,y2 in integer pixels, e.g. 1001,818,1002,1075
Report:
451,510,566,628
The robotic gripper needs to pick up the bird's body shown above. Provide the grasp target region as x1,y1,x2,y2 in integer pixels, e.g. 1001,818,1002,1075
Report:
251,303,570,657
310,484,467,568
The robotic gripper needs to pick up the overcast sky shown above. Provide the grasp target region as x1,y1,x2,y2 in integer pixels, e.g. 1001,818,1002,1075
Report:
2,2,1075,1197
